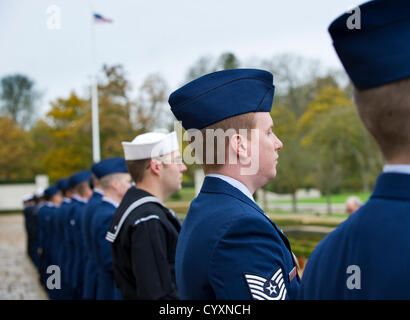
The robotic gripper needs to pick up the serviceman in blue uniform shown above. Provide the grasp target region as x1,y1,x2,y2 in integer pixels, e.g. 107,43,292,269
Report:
30,189,46,270
169,69,300,300
299,0,410,299
81,171,104,300
55,177,73,299
64,170,92,299
37,185,62,296
22,194,36,261
90,157,130,299
106,131,186,299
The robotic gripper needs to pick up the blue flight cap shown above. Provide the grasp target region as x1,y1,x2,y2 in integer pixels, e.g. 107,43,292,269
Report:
91,157,128,179
44,185,59,198
328,0,410,90
169,69,275,130
68,170,91,189
57,178,69,192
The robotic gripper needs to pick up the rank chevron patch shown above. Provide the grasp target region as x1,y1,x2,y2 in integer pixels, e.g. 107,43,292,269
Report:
244,267,287,300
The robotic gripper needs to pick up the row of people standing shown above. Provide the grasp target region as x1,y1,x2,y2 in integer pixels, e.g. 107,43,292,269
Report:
23,158,132,299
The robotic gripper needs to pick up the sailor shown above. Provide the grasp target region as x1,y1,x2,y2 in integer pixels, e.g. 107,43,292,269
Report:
299,0,410,299
169,68,300,299
106,131,186,299
81,171,104,300
89,157,130,299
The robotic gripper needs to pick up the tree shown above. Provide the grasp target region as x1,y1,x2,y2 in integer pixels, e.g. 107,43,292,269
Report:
185,52,241,82
43,92,92,180
298,86,361,214
0,116,34,179
0,74,40,128
133,73,170,131
98,65,136,158
264,104,311,212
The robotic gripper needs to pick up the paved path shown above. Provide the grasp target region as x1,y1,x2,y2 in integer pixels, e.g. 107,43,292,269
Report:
0,214,48,300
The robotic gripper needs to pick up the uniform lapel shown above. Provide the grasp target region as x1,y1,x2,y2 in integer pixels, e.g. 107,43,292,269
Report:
201,176,296,262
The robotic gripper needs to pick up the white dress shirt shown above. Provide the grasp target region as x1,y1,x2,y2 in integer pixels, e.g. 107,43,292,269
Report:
383,164,410,175
206,174,255,202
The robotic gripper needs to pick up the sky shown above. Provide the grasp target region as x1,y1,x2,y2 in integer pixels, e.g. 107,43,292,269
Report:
0,0,362,116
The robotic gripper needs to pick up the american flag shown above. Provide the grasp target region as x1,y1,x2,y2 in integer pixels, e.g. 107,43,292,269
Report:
93,13,113,23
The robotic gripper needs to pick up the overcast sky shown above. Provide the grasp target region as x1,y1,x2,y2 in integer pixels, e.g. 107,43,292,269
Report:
1,0,362,115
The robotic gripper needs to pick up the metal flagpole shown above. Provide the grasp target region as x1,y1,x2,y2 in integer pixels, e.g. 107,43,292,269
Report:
90,9,101,163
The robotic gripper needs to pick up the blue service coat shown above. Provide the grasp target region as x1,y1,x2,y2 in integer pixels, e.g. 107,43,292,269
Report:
57,199,72,288
175,176,300,300
91,199,121,300
81,190,103,299
68,196,87,298
298,173,410,299
37,203,55,286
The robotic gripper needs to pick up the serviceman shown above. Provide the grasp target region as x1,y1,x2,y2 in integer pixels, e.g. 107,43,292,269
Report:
298,0,410,299
22,194,36,260
90,157,130,299
168,69,300,300
81,171,104,300
106,131,186,299
64,170,92,299
37,185,62,296
55,177,73,299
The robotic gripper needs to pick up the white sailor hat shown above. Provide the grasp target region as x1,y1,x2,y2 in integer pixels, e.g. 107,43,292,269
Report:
122,131,179,161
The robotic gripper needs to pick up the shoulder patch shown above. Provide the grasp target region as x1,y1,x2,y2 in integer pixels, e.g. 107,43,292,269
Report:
244,267,287,300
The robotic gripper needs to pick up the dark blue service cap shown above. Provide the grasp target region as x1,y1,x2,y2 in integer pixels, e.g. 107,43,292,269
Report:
44,185,59,198
91,157,128,179
328,0,410,90
68,170,91,189
57,178,69,192
169,69,275,130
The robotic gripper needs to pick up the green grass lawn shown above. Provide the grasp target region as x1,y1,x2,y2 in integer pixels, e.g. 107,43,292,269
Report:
268,192,371,204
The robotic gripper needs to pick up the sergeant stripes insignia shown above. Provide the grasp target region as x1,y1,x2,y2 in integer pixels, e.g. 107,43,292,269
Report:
244,267,287,300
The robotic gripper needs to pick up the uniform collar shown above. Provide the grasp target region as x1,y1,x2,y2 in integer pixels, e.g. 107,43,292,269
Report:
102,197,119,208
45,202,56,207
383,164,410,175
63,197,71,203
72,194,86,203
94,188,104,196
201,176,264,215
371,172,410,201
206,174,254,202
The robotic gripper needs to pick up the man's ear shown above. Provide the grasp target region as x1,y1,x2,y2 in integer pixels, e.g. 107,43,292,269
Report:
149,159,162,176
229,133,248,161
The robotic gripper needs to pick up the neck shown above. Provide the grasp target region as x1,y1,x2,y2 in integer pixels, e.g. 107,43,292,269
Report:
208,167,263,195
102,190,120,205
135,179,166,202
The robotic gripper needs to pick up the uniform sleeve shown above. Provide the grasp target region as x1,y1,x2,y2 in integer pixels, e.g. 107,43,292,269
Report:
130,216,178,300
97,213,115,271
209,214,290,300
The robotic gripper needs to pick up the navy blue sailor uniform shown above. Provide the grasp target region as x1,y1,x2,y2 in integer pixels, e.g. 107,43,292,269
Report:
106,187,181,300
175,176,299,300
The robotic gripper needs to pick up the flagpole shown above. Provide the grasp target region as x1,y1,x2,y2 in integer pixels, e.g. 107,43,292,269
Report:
90,10,101,163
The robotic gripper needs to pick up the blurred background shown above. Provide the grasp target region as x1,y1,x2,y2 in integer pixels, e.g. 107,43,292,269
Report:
0,0,378,299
